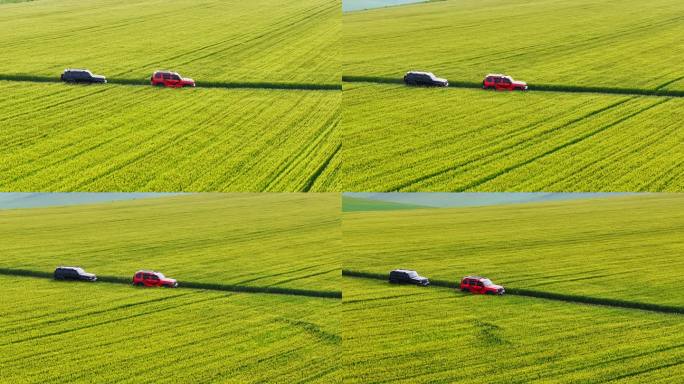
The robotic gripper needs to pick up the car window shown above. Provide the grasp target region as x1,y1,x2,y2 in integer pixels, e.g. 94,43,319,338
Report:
171,75,181,80
155,73,162,78
163,74,171,80
477,281,484,287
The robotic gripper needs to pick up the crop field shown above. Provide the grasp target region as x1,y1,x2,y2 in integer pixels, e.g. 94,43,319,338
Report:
0,275,340,383
343,84,683,191
344,0,684,91
0,0,339,85
343,194,684,307
0,82,340,191
0,193,341,292
343,277,684,384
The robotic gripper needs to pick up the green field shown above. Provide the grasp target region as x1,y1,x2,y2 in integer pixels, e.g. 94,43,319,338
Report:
344,0,684,90
0,82,340,191
0,275,340,383
343,84,683,191
343,194,684,307
0,193,341,292
0,0,341,192
343,277,684,383
0,0,339,85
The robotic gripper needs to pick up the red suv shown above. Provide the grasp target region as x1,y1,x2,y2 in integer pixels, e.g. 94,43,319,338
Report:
133,270,178,288
460,276,505,295
483,74,527,91
150,71,195,88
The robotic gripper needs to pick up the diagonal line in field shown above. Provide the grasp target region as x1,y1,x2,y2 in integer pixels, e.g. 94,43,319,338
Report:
388,98,633,191
456,98,671,191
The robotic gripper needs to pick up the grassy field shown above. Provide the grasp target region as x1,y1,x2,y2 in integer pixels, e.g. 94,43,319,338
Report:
0,82,340,191
344,0,684,91
0,275,340,383
0,193,341,292
342,84,683,191
0,0,339,85
343,277,684,384
343,194,684,307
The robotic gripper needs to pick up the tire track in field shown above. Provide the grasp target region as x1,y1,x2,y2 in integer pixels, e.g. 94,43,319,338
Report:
2,294,229,346
544,113,680,191
274,317,340,344
0,85,111,125
342,270,684,315
458,98,670,191
263,110,340,191
172,3,335,68
303,142,341,192
388,98,633,191
112,1,333,77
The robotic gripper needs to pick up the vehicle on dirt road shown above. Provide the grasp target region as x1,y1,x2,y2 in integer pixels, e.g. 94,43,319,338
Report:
151,71,195,88
483,74,527,91
389,269,430,286
403,71,448,87
460,276,505,295
133,270,178,288
54,266,97,282
60,69,107,84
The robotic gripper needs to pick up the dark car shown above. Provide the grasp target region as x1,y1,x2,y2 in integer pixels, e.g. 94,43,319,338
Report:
403,71,448,87
60,69,107,84
54,267,97,282
389,269,430,286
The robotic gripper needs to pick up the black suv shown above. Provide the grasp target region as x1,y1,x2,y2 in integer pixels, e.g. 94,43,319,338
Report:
389,269,430,286
54,267,97,282
403,71,448,87
60,69,107,84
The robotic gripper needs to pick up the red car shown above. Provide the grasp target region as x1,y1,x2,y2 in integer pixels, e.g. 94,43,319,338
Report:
460,276,505,295
483,74,527,91
133,270,178,288
150,71,195,88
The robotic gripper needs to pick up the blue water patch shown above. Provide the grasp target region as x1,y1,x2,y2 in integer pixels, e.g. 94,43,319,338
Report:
343,0,427,12
343,192,638,208
0,193,188,210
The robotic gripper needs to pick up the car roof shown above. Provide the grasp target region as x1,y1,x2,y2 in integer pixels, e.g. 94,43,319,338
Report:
407,71,434,76
58,266,81,269
463,275,486,280
392,269,417,273
136,270,159,273
65,69,89,72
